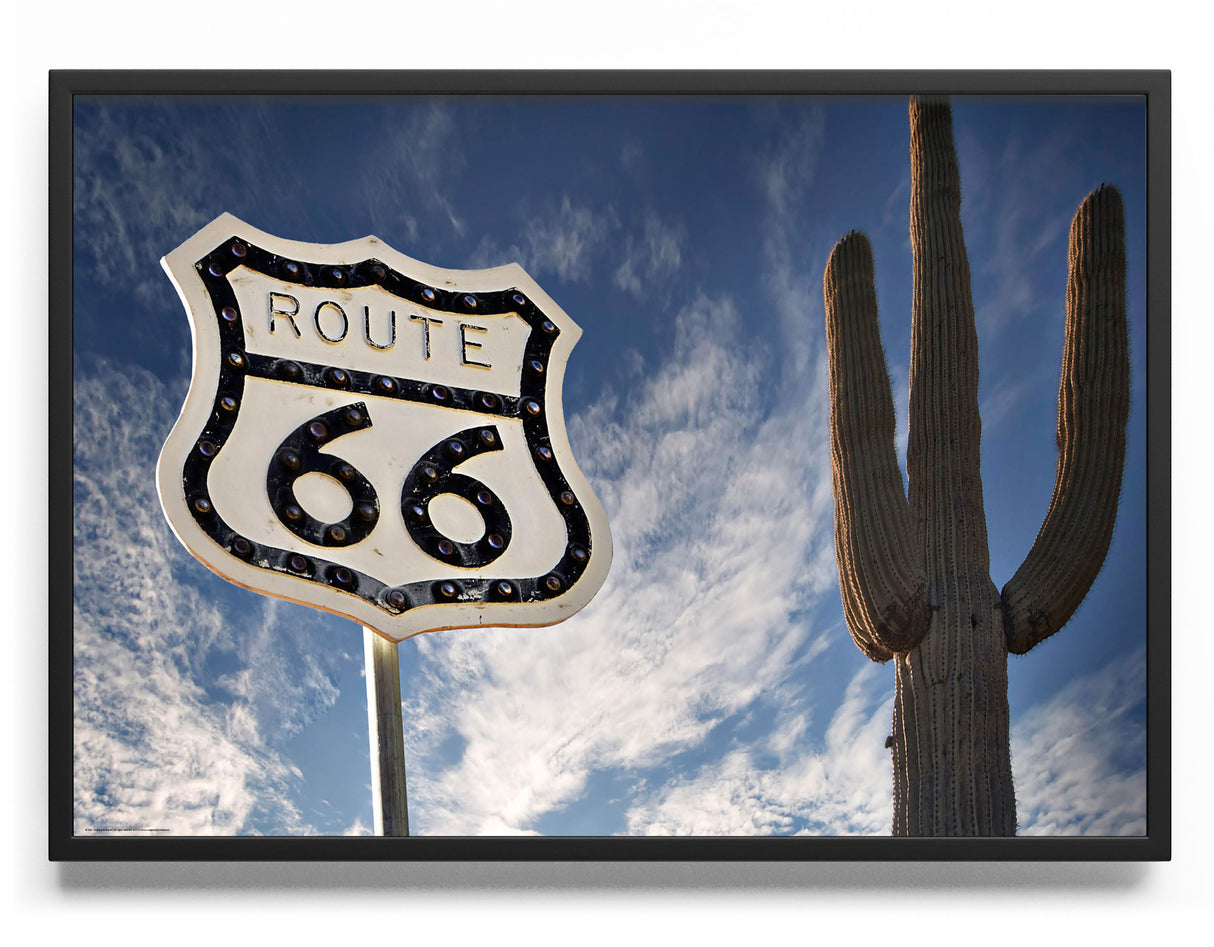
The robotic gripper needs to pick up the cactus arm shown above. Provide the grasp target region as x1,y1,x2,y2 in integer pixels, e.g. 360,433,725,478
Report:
824,232,931,661
1001,185,1129,655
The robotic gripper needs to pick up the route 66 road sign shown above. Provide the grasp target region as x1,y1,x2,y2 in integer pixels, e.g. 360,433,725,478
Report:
157,213,612,643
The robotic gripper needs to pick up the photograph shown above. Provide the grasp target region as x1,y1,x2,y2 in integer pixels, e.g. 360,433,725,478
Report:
53,71,1166,859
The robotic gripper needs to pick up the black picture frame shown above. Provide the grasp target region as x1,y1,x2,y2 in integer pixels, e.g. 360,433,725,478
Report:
51,69,1171,862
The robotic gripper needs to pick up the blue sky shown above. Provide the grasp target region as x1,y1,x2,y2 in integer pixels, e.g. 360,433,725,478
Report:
71,92,1147,838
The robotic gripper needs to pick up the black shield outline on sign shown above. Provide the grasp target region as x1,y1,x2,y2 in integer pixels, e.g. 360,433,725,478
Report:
157,214,612,642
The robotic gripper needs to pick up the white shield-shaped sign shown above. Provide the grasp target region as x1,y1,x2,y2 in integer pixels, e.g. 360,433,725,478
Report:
157,214,611,642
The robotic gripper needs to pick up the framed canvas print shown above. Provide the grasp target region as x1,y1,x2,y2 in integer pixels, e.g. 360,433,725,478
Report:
50,70,1169,861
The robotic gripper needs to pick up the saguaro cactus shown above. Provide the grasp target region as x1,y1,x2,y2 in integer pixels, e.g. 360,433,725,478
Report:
823,96,1128,836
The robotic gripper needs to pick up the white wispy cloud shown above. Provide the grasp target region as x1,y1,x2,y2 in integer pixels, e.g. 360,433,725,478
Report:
959,123,1079,339
72,102,307,314
1012,647,1147,836
623,662,894,836
73,358,346,835
525,195,614,282
750,106,827,383
73,107,207,307
613,211,685,297
752,107,827,215
357,102,469,246
888,357,911,483
622,643,1150,839
978,376,1037,435
465,193,619,286
398,288,841,835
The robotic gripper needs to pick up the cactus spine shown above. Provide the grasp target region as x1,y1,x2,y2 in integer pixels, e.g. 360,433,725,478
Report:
823,96,1128,836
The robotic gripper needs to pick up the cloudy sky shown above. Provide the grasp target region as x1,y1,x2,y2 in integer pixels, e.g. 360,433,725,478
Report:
71,89,1148,839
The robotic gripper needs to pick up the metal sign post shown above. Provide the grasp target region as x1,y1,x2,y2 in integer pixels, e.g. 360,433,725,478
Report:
156,214,612,836
364,628,408,836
